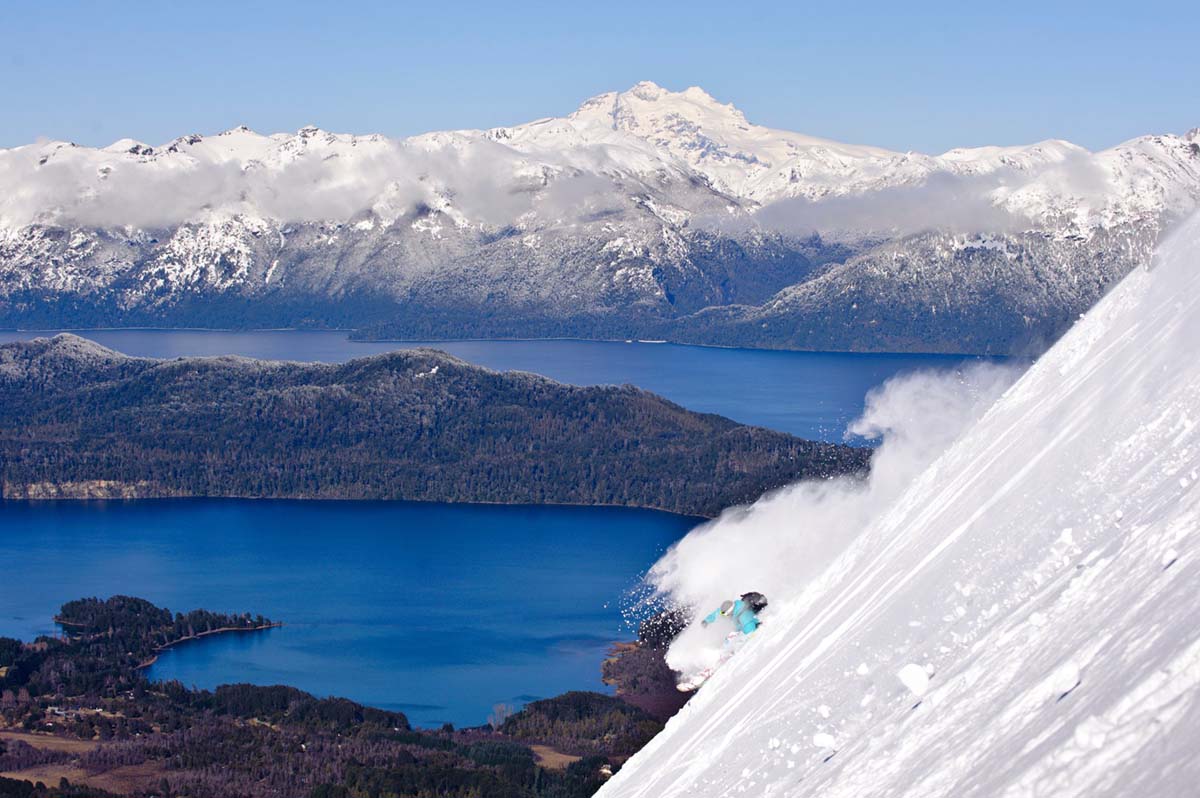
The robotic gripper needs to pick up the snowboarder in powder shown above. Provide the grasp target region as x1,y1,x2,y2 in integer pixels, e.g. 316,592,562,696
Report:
677,592,768,692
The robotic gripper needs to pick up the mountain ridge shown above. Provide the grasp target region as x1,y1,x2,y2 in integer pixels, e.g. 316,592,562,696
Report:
2,82,1198,354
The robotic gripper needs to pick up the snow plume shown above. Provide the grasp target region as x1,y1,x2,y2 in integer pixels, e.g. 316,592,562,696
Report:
647,361,1021,677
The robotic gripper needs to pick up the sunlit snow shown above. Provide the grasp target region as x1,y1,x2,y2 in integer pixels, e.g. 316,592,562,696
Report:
601,212,1200,797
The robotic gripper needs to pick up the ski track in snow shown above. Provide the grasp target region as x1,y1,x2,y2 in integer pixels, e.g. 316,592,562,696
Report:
600,214,1200,797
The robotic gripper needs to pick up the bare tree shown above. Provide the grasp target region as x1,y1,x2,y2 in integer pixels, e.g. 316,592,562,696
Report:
488,702,514,730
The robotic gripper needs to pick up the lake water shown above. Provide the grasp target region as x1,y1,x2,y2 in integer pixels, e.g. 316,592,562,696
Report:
0,329,1000,725
0,329,976,441
0,499,695,728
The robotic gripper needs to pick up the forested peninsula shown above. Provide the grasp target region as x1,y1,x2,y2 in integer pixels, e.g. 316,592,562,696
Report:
0,597,663,798
0,335,869,516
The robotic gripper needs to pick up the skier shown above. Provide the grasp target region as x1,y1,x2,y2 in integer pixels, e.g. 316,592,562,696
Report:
701,592,766,635
677,592,768,692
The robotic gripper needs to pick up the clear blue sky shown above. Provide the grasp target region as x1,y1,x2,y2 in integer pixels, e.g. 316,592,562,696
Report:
4,0,1196,153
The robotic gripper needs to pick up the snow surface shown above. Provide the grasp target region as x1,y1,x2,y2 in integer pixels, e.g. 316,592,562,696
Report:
600,212,1200,797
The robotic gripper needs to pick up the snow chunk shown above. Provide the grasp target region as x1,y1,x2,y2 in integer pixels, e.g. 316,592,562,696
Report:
813,733,837,750
897,663,931,697
1046,660,1082,700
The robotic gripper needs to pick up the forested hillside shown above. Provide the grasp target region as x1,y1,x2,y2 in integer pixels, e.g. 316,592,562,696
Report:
0,335,869,516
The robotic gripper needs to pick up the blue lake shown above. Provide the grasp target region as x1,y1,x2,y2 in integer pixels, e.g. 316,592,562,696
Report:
0,329,975,441
0,499,695,728
0,330,998,726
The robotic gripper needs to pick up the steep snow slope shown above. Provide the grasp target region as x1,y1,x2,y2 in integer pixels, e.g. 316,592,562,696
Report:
601,214,1200,796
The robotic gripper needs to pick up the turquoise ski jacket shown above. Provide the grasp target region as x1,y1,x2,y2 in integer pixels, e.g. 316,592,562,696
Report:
704,599,760,635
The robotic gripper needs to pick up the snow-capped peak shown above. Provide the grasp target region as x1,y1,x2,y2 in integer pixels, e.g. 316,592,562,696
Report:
572,80,753,133
557,81,905,203
1,82,1197,234
937,139,1088,173
102,138,155,156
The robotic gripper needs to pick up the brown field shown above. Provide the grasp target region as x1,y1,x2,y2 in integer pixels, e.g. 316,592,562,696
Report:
0,763,90,789
0,729,99,753
0,729,163,796
87,761,166,794
530,744,583,770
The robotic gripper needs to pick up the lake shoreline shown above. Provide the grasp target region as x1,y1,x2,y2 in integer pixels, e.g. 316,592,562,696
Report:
0,326,995,359
50,615,284,670
134,624,284,670
2,492,720,521
2,494,713,526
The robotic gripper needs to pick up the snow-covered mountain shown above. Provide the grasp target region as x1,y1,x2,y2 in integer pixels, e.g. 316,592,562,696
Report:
1,82,1197,353
599,213,1200,796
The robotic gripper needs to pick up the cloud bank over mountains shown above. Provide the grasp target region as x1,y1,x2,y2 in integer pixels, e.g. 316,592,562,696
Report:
3,81,1197,235
1,82,1198,355
1,133,634,230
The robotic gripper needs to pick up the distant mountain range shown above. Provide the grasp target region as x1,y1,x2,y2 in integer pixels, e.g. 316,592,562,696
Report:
0,334,867,515
2,82,1197,353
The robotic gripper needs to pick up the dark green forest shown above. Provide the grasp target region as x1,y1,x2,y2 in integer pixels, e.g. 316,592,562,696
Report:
0,335,870,516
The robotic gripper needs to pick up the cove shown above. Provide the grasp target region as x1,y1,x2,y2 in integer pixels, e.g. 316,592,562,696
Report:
0,499,697,728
